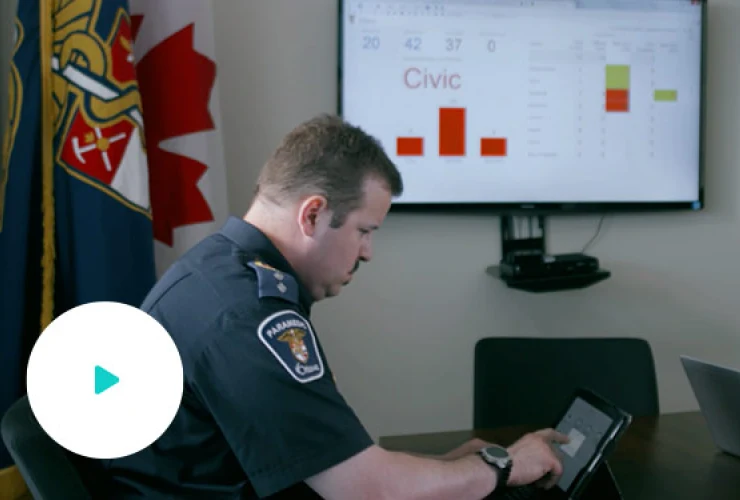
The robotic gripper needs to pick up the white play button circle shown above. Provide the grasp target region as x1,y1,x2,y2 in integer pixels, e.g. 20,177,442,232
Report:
26,301,183,459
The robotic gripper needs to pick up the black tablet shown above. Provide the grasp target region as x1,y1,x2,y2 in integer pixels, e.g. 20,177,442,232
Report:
551,388,632,498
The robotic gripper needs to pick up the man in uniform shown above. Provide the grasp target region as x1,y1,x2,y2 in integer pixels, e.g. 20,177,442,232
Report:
100,114,567,498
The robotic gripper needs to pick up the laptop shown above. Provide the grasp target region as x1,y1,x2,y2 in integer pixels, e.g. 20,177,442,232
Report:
680,355,740,457
493,388,631,500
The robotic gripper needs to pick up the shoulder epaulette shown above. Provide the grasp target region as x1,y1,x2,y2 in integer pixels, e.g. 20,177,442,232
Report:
247,260,300,305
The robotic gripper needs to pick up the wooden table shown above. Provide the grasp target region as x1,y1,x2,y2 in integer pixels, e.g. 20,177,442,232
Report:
380,412,740,499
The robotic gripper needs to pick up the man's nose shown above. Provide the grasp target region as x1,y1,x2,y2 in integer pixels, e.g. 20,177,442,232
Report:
359,240,372,262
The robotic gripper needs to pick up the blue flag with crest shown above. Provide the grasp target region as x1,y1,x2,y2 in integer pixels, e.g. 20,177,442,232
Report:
0,0,156,472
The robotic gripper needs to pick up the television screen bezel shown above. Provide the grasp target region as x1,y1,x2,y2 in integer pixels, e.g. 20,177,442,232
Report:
336,0,707,215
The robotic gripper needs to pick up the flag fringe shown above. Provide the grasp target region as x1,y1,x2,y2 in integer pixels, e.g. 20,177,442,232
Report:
0,465,29,500
39,0,55,331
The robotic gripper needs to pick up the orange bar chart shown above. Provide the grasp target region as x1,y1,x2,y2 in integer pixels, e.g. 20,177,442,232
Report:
481,138,507,157
396,137,424,156
439,107,466,156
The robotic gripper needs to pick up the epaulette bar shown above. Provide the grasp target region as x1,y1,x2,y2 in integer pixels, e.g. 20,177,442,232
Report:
247,260,299,305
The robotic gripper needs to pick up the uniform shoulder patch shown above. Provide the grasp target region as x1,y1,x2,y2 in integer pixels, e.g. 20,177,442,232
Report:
257,310,325,383
247,259,299,305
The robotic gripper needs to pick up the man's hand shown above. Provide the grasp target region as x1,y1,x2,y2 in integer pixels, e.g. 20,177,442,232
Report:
441,438,495,461
506,429,569,488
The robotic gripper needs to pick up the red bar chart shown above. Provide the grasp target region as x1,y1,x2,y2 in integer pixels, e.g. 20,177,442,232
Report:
396,137,424,156
439,107,466,156
395,106,509,159
480,138,507,157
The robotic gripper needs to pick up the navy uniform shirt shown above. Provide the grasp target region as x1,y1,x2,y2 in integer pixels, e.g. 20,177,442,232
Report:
100,216,373,498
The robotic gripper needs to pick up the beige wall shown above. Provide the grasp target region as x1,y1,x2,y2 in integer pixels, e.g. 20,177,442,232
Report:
212,0,740,441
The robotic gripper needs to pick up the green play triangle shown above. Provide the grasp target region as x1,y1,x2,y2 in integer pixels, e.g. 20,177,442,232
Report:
95,365,119,395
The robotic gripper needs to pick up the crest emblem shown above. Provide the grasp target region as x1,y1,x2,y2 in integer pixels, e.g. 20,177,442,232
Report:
278,328,310,364
258,310,324,383
53,1,150,214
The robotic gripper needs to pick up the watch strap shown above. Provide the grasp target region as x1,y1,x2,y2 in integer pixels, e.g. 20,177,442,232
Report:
495,459,511,491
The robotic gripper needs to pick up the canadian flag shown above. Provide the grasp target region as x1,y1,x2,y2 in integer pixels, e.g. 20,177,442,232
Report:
129,0,229,277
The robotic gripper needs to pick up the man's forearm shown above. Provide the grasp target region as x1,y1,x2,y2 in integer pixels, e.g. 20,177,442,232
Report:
404,451,452,460
399,438,496,461
380,451,498,500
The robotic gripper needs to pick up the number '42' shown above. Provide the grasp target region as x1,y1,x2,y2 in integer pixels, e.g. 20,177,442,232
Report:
405,37,422,50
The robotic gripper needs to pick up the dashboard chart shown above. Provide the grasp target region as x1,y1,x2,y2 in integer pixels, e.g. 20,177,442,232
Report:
340,0,704,205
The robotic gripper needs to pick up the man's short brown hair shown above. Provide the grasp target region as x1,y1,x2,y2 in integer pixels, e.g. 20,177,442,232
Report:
255,114,403,227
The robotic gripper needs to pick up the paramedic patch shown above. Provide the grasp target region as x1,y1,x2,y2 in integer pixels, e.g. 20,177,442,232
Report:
257,310,325,383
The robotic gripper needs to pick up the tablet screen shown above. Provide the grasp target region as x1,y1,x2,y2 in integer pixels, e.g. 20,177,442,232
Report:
554,396,614,491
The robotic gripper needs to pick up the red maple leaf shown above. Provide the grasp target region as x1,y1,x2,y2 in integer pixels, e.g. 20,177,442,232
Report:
132,18,216,246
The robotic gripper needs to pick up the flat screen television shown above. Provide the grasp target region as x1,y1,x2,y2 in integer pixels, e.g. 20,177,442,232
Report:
338,0,707,212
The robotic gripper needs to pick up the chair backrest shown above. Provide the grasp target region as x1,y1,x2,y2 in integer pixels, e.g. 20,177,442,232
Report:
1,395,92,499
474,337,659,429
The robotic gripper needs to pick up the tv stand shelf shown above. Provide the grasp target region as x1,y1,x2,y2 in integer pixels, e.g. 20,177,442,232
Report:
486,265,611,293
489,215,611,293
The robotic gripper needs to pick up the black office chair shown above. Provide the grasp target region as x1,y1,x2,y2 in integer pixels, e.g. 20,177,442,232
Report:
473,337,659,429
1,395,93,499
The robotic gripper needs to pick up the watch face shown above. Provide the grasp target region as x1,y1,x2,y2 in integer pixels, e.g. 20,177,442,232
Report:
485,446,509,460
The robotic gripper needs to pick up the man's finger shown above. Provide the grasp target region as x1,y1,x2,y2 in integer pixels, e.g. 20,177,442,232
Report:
549,454,564,478
543,472,561,490
537,428,570,444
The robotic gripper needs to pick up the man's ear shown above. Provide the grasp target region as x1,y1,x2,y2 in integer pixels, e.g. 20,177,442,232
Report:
297,195,329,237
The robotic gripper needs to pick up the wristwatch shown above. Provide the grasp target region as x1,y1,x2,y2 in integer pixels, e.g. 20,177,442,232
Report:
478,445,512,491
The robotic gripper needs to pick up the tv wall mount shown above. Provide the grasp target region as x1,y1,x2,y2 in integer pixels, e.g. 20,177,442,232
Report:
486,215,611,293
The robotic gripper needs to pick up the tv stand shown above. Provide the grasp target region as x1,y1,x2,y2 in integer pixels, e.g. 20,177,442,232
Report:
486,215,610,293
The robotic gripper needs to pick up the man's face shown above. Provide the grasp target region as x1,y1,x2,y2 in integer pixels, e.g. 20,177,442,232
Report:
306,177,392,300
